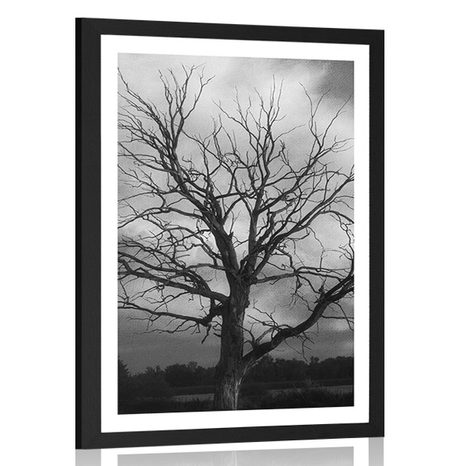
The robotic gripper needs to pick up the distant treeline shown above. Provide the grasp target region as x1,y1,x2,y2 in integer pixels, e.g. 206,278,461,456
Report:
118,355,353,403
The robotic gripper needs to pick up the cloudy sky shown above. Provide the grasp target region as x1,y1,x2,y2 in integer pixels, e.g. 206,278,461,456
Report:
118,53,354,373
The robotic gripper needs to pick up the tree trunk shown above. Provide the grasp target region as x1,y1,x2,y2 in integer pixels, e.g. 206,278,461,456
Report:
213,290,247,410
213,369,242,410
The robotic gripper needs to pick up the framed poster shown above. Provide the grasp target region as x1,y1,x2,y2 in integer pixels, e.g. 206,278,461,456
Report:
76,18,384,449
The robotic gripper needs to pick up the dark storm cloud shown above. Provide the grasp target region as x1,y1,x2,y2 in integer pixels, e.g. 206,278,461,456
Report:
119,323,353,373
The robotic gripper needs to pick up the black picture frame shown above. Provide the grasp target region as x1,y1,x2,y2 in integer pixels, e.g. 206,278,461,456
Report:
76,17,384,449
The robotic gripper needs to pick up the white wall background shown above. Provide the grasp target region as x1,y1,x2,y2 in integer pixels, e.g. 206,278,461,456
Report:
0,1,465,464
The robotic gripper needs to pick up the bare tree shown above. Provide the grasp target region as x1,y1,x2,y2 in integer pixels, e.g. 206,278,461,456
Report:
118,65,354,410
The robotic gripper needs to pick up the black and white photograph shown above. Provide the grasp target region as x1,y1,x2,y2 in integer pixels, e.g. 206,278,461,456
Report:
117,53,355,414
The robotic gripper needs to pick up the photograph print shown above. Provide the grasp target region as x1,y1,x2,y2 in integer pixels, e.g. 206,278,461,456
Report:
117,53,356,415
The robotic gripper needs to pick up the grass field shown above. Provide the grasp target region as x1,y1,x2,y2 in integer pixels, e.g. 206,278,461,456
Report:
119,380,354,414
